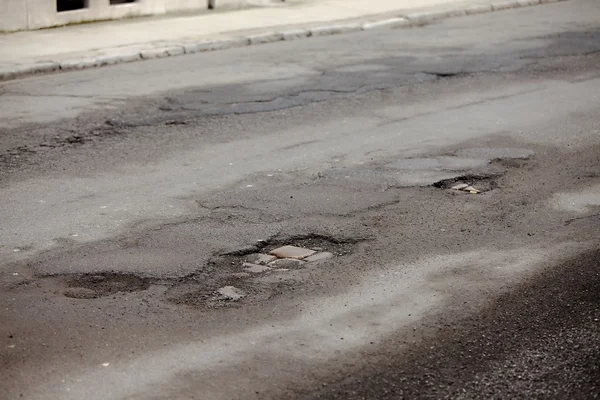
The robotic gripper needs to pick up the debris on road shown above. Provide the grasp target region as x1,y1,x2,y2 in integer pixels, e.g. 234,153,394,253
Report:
464,186,481,194
247,253,277,265
449,182,482,194
305,252,334,262
269,258,305,269
243,262,272,273
451,183,469,190
269,246,316,260
217,286,246,301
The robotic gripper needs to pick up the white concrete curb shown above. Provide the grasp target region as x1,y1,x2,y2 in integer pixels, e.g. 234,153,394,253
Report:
309,23,363,36
464,4,493,15
405,9,467,24
0,0,569,82
280,29,310,41
248,32,285,45
183,37,250,54
362,18,410,30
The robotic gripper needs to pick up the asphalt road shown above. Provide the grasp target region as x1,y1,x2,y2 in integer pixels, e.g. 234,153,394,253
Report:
1,1,600,399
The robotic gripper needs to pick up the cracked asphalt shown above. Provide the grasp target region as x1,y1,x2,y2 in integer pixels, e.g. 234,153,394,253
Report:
1,1,600,399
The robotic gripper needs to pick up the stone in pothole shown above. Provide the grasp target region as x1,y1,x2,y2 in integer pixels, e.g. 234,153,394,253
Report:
269,246,316,260
269,258,305,269
243,262,272,273
464,186,480,193
246,253,277,265
451,183,469,190
217,286,246,301
305,252,334,262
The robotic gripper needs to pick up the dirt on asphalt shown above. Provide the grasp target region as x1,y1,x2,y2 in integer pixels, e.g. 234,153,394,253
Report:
1,3,600,398
1,128,599,398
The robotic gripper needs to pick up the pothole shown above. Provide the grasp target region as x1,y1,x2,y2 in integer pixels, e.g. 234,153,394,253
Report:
165,234,361,309
316,155,499,189
61,273,154,299
222,234,360,258
263,235,359,256
432,173,500,193
24,230,362,308
430,148,536,193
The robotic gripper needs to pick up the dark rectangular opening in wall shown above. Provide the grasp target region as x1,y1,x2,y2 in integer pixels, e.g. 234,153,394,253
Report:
57,0,87,12
110,0,137,4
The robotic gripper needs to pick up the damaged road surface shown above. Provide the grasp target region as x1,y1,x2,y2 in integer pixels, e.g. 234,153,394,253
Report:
2,1,600,399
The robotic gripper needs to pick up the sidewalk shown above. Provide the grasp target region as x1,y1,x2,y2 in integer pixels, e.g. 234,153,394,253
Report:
0,0,563,81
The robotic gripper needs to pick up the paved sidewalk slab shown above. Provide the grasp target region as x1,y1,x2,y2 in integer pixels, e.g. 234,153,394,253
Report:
0,0,566,81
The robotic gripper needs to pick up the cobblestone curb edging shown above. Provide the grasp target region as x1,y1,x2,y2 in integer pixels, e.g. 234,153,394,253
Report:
0,0,568,82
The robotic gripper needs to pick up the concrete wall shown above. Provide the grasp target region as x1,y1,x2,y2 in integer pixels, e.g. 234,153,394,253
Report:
0,0,29,31
0,0,266,32
164,0,206,13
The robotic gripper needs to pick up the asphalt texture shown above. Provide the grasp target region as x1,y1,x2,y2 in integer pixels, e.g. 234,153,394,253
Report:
295,249,600,399
1,1,600,399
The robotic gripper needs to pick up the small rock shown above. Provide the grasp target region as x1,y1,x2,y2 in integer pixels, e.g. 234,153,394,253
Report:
269,245,316,260
463,186,480,193
217,286,246,301
305,252,334,262
269,258,305,269
451,183,469,190
246,253,277,265
64,287,98,299
243,262,272,273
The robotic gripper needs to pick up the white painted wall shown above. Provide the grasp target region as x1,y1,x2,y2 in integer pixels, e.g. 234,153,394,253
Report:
0,0,279,31
0,0,28,31
164,0,207,13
